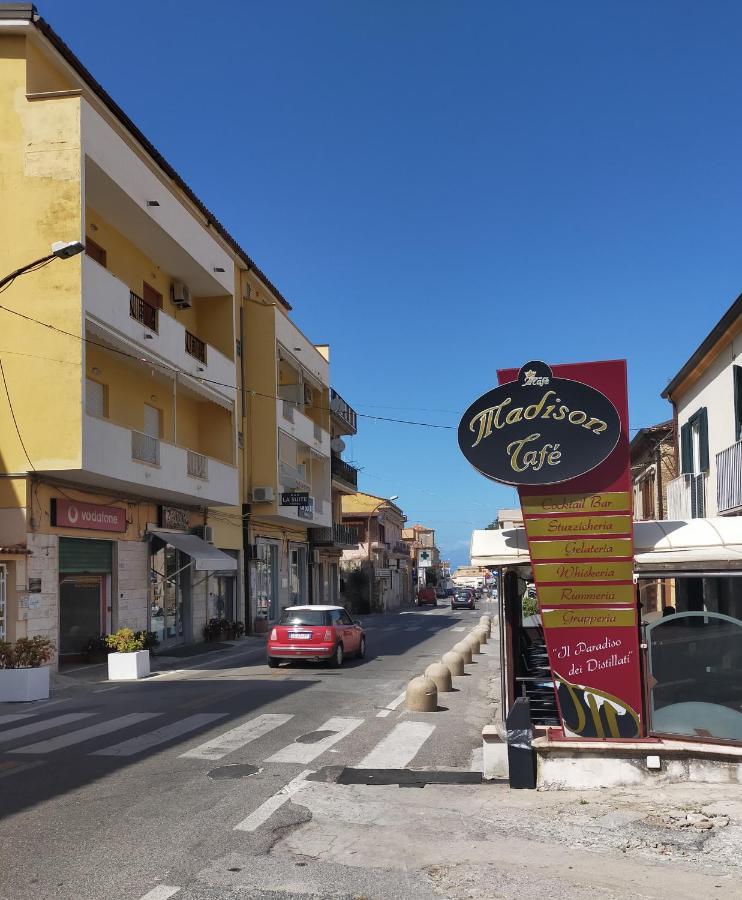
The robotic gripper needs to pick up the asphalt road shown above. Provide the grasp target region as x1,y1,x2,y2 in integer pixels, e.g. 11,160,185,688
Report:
0,602,497,900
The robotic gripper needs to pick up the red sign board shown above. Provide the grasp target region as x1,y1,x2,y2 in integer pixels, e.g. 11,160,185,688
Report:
52,499,127,533
496,360,643,739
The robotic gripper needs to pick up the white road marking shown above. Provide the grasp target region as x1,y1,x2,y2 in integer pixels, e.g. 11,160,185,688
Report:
136,887,181,900
11,713,159,754
179,713,293,760
0,713,37,726
234,769,313,832
93,713,227,757
0,713,94,744
376,689,407,717
452,626,465,632
266,717,363,764
359,721,435,769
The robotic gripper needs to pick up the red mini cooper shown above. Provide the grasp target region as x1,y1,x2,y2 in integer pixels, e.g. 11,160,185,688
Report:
267,605,366,669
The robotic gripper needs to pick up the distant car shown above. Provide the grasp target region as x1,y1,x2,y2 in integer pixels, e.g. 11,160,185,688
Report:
266,605,365,668
435,586,447,599
451,589,475,610
444,587,455,597
417,586,437,606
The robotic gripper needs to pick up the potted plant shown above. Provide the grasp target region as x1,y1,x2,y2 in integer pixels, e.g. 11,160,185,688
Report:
203,618,228,641
136,630,160,654
0,636,55,701
105,628,150,681
83,634,110,665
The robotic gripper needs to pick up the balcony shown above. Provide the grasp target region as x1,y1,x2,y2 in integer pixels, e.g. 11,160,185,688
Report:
83,256,235,404
330,388,357,435
277,396,330,456
308,524,360,548
83,414,237,506
717,441,742,514
667,473,707,519
391,541,410,557
279,460,311,491
129,291,158,332
331,455,358,491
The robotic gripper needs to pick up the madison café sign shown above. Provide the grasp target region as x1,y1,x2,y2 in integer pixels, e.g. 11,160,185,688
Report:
459,360,643,740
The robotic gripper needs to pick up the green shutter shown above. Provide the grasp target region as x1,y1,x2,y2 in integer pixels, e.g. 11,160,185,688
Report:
59,538,113,574
735,366,742,441
680,423,693,474
698,407,709,473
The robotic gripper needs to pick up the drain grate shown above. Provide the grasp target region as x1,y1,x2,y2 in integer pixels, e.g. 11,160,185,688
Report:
208,764,259,780
308,767,488,788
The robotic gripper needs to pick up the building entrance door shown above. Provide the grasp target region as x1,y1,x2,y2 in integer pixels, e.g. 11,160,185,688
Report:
59,575,103,656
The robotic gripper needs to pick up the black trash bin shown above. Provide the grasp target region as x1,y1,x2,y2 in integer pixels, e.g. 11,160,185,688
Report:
506,696,537,789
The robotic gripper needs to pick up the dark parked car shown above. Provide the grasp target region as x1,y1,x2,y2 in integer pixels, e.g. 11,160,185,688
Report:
451,589,475,610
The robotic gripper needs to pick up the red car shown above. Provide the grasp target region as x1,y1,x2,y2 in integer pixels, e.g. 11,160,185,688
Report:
417,586,437,607
267,605,365,668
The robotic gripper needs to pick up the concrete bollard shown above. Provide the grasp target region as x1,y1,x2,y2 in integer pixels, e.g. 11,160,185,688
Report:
479,615,492,632
405,675,438,712
441,650,465,677
453,641,473,664
465,633,482,655
425,661,453,692
473,627,488,645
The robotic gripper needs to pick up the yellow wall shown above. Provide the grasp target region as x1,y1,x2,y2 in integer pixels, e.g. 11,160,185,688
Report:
86,345,175,439
0,36,83,474
245,295,279,498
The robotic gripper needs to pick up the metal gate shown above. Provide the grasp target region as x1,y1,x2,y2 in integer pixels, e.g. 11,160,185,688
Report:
0,564,6,641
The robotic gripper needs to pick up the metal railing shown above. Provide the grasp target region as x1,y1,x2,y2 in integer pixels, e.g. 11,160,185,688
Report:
314,421,323,443
187,450,208,480
308,523,360,547
129,291,158,332
185,330,207,364
667,473,706,519
131,430,160,466
329,388,357,433
717,440,742,513
331,454,358,489
391,541,410,556
279,460,310,490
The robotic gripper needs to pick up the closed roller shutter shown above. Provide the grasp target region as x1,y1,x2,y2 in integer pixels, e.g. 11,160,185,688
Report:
59,538,112,574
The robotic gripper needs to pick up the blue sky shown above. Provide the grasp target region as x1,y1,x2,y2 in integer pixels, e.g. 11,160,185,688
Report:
52,1,742,566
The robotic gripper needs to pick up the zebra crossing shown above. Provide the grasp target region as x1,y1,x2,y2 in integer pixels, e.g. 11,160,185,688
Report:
0,699,437,772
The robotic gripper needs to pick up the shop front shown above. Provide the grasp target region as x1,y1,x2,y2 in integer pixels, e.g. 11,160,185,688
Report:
58,537,113,658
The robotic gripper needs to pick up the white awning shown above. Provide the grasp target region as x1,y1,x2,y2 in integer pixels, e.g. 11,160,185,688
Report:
470,518,742,575
470,528,531,568
150,530,237,571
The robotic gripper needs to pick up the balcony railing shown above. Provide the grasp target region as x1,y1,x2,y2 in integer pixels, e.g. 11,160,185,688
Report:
331,454,358,489
129,291,158,332
308,523,360,547
187,450,208,480
279,460,310,491
329,388,357,434
185,330,207,364
391,541,410,556
132,430,160,466
717,441,742,513
667,473,706,519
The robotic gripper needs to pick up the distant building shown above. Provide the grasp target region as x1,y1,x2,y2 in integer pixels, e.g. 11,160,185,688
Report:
630,422,676,521
402,524,441,589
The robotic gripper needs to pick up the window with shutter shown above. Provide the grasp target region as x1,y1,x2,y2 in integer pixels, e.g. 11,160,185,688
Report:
735,366,742,441
143,282,163,309
85,238,107,268
688,407,709,474
680,422,693,474
85,379,106,419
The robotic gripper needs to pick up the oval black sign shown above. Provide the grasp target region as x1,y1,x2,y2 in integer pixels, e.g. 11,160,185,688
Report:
458,361,621,485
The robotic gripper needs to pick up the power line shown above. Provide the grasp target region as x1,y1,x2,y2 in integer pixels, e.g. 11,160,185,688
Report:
0,358,35,473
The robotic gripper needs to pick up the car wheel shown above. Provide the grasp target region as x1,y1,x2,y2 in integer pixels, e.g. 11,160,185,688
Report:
267,656,279,668
331,643,344,668
357,637,366,659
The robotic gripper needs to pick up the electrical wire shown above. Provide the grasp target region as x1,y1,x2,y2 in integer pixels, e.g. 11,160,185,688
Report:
0,358,35,473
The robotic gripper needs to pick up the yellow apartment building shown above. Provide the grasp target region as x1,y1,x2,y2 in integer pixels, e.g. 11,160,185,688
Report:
0,6,253,662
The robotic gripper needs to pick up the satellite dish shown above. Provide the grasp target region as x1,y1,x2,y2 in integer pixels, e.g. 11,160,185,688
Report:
331,437,346,453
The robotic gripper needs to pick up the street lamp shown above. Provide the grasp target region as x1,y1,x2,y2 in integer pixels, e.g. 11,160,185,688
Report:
0,241,85,292
366,494,398,612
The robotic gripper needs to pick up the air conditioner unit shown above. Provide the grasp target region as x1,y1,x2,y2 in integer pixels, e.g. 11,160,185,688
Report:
171,281,192,309
312,549,321,564
303,383,314,406
251,486,274,503
191,525,215,544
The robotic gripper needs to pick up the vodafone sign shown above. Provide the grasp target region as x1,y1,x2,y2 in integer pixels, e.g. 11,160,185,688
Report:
51,499,127,533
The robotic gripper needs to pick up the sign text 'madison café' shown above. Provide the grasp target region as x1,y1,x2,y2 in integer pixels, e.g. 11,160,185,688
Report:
459,359,642,740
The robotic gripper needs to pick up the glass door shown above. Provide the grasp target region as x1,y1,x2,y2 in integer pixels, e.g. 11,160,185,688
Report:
289,545,308,606
59,575,103,656
0,564,6,641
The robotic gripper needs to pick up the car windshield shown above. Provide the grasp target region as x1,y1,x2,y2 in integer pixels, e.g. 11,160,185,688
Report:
279,609,330,626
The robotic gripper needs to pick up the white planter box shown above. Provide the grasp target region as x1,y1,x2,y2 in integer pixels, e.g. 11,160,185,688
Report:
107,649,150,681
0,666,50,702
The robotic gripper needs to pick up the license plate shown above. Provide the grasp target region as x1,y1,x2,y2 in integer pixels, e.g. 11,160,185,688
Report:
288,631,312,640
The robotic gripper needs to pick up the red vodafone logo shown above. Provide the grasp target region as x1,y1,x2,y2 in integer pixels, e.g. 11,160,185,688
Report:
53,499,127,533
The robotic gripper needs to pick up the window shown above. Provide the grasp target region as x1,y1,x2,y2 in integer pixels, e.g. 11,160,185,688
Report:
85,378,107,419
142,282,163,310
680,408,709,475
279,608,330,627
143,404,162,439
640,475,655,520
85,238,107,267
734,365,742,441
338,610,353,625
